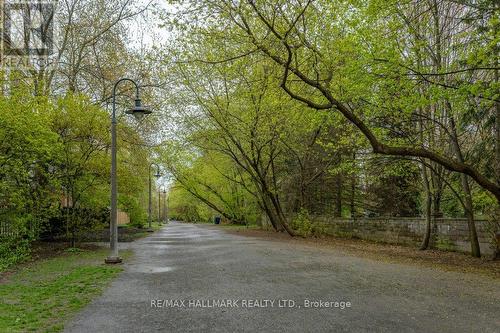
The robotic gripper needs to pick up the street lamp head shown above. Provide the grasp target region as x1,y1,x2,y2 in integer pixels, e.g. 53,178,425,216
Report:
154,172,161,179
126,98,151,121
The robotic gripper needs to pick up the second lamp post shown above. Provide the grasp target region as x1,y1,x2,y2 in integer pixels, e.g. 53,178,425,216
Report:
148,163,161,232
162,187,167,223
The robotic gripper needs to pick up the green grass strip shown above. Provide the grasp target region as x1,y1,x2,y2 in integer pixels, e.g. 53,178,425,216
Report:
0,248,128,332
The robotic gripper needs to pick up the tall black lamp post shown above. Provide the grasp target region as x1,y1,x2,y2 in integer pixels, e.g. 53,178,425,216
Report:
148,163,161,232
162,188,167,223
158,186,164,225
105,78,151,264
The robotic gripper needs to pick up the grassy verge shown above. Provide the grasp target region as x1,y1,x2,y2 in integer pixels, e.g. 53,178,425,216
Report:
146,221,164,232
0,248,131,332
125,221,164,239
70,222,165,243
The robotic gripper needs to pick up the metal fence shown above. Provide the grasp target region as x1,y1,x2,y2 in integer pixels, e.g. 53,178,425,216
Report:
0,220,18,237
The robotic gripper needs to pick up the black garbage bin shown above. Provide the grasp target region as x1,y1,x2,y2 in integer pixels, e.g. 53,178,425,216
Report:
214,216,221,225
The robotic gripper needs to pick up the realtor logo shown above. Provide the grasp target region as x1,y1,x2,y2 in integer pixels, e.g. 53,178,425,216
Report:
1,1,54,68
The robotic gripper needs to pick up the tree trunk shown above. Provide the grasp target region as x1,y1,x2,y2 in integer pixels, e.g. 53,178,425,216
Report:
350,151,356,221
448,112,481,257
259,193,280,231
335,173,342,218
494,62,500,259
416,95,431,250
420,162,433,250
460,174,481,257
430,176,441,248
268,190,296,236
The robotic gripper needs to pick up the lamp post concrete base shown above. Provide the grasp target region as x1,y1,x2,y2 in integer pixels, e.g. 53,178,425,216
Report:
104,256,123,264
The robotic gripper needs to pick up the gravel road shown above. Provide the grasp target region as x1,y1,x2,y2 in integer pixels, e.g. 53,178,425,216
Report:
64,222,500,333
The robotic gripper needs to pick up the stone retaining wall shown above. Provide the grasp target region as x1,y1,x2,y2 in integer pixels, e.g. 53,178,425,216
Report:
310,217,494,254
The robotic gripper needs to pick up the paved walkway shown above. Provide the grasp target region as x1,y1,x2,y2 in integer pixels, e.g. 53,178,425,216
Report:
65,222,499,333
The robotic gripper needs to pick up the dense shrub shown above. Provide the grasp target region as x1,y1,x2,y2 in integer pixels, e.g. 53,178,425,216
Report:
291,209,313,237
41,207,109,242
0,236,31,272
120,197,146,228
